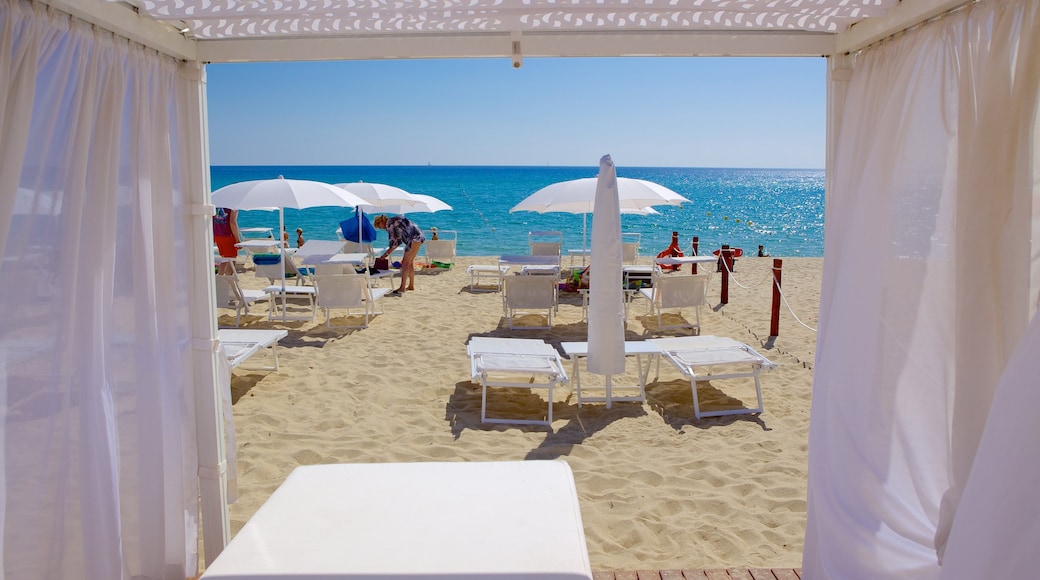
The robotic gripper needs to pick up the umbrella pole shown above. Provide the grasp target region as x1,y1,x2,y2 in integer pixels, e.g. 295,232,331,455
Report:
605,374,613,409
279,208,287,322
583,213,588,268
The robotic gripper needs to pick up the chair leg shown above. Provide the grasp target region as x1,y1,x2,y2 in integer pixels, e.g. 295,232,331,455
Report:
690,379,703,420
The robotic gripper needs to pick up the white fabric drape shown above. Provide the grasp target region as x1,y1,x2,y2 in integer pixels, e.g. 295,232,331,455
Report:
804,0,1040,578
0,0,203,577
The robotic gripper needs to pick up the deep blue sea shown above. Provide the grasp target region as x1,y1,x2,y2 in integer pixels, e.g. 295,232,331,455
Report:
211,166,824,257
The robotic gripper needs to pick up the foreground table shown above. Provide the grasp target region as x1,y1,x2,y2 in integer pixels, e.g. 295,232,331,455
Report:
202,461,593,580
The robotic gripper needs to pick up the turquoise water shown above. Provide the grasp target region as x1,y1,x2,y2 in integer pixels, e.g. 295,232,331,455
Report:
211,166,824,257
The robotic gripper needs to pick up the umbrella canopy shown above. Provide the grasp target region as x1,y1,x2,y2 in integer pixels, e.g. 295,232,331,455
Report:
376,194,453,215
586,155,626,400
334,182,422,207
211,177,371,321
511,175,684,260
511,176,688,214
340,208,377,243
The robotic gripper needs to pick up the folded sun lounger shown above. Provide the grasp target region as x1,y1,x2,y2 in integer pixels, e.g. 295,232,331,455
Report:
467,337,569,427
649,335,778,420
218,329,288,371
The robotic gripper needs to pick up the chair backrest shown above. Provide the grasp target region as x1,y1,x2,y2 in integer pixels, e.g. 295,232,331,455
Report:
314,275,367,309
425,239,456,262
528,231,563,261
622,242,640,264
655,275,709,309
505,275,556,309
215,274,242,305
313,263,353,276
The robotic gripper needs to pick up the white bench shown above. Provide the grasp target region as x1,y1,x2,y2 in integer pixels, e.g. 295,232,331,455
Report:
218,329,288,371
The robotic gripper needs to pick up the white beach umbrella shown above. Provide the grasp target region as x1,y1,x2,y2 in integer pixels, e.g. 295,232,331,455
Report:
511,175,687,259
211,176,372,321
586,155,626,407
333,182,427,245
376,194,453,215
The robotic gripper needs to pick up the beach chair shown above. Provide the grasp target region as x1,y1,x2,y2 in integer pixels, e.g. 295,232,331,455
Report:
467,337,569,427
215,271,271,328
313,274,390,329
638,274,709,333
622,232,641,265
649,335,778,420
217,329,288,371
422,230,457,270
502,275,557,330
254,248,310,286
529,230,563,270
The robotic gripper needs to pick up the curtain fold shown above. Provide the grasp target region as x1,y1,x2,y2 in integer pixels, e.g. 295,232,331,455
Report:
804,0,1040,578
0,0,201,577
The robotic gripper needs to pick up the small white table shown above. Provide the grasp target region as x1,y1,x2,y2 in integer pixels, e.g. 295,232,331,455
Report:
239,227,274,240
201,461,593,580
298,252,368,266
560,341,659,408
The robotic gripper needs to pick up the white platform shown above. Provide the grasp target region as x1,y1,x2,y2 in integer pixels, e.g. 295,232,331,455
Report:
202,461,593,579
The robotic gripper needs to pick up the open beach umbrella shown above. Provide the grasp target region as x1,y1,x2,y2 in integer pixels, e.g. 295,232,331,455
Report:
511,175,688,258
375,194,453,215
586,155,626,407
334,181,425,245
211,176,371,320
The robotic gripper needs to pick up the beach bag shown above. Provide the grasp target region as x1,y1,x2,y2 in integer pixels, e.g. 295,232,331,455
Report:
373,257,390,271
340,209,376,243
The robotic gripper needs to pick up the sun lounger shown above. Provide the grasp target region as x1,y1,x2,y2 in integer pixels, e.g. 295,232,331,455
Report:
649,335,778,420
218,329,288,371
467,337,569,427
467,264,510,292
200,461,593,579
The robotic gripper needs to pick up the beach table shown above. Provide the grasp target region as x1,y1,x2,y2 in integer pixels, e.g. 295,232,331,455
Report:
467,264,510,292
239,226,274,240
655,254,717,274
201,461,593,580
560,341,658,408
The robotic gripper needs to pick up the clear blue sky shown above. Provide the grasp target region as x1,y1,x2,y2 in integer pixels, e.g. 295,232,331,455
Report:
206,57,826,169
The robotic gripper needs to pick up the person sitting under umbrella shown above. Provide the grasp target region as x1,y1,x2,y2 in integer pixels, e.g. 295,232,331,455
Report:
374,214,426,296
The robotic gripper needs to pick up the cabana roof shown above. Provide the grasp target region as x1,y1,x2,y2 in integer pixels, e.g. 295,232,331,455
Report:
48,0,970,63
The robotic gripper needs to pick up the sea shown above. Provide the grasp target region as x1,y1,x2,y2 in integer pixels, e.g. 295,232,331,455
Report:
211,166,825,257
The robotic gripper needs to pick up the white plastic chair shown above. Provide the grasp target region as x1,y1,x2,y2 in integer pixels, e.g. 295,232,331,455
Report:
423,232,457,270
638,274,709,333
313,274,390,329
215,272,270,328
502,275,557,330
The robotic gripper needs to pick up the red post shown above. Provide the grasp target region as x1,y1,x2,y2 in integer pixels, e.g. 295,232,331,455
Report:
770,259,782,336
720,244,730,304
690,238,698,274
691,236,700,274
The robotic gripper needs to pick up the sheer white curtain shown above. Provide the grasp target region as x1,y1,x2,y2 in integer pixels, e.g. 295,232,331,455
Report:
0,0,204,577
804,0,1040,578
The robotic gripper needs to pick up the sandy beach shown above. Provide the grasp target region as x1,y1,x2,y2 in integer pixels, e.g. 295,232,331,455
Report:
220,254,819,572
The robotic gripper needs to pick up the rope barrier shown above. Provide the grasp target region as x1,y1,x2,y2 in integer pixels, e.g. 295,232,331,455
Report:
714,248,817,334
715,251,774,289
460,188,492,230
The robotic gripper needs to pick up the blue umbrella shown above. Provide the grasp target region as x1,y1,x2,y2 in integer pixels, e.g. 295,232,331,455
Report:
340,208,376,243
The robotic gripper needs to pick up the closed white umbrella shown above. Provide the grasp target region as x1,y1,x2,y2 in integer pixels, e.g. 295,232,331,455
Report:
211,176,371,321
586,155,626,408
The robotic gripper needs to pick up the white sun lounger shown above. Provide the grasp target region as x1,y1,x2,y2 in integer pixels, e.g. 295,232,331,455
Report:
200,461,593,579
649,335,778,420
218,329,288,371
467,337,568,427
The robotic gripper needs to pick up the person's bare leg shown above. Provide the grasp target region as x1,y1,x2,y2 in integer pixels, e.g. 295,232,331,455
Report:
401,241,421,291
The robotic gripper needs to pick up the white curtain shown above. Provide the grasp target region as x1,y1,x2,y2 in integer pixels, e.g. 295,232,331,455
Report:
0,0,203,577
804,0,1040,578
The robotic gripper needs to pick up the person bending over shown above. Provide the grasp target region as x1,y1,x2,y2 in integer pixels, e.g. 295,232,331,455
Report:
374,214,426,296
